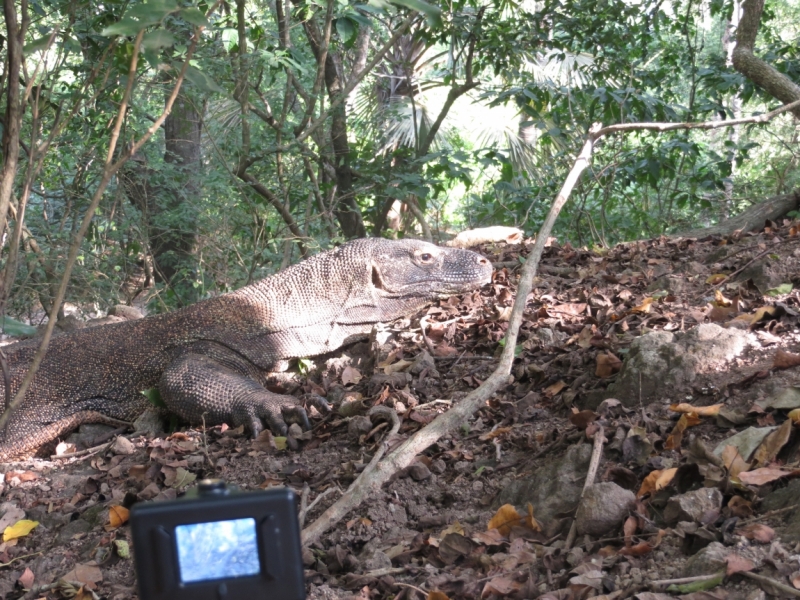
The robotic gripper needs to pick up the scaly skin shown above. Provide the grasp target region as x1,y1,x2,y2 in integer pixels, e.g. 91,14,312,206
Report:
0,238,492,460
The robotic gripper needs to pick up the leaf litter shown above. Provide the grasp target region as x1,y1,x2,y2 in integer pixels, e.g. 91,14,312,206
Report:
2,221,800,597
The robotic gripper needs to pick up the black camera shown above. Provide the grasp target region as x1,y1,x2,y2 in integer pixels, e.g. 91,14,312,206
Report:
130,479,305,600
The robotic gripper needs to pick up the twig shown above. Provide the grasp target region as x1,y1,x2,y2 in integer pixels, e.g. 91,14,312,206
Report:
0,551,41,567
565,426,606,550
739,571,800,597
419,315,437,357
648,573,722,588
50,439,114,460
298,486,338,527
739,502,800,524
395,582,428,598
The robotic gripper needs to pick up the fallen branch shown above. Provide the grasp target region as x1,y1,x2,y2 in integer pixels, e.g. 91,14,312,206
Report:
739,571,800,598
301,124,602,545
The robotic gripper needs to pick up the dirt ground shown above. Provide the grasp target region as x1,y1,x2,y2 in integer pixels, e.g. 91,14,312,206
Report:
2,221,800,600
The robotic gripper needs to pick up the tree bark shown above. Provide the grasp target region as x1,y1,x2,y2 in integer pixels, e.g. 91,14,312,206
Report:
299,7,366,238
732,0,800,118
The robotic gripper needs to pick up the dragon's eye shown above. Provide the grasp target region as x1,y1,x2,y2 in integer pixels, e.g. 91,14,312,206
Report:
420,253,433,262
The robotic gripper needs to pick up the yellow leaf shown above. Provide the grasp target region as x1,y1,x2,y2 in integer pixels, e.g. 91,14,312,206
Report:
274,436,287,450
3,519,39,542
631,297,654,314
789,408,800,423
706,274,728,285
108,506,130,529
488,504,522,536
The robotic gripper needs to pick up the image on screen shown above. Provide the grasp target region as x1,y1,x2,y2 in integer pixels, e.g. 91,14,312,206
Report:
175,517,260,583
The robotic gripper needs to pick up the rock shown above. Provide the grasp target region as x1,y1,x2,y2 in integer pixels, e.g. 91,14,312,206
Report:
132,407,165,438
575,482,636,536
407,463,432,481
56,519,93,544
410,350,439,378
495,442,593,523
605,324,755,407
664,487,723,525
682,541,728,577
761,479,800,542
736,258,785,295
111,436,135,455
65,423,118,449
348,416,372,439
108,305,144,320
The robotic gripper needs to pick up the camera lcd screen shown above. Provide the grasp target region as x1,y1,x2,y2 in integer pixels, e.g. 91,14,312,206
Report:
174,517,260,583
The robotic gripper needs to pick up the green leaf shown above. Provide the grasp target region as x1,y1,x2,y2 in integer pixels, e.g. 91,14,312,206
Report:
23,34,51,55
141,387,166,408
179,7,209,26
0,317,36,337
127,0,179,26
184,64,224,93
142,29,176,50
666,571,723,593
766,283,793,296
335,17,357,44
390,0,442,27
101,18,145,37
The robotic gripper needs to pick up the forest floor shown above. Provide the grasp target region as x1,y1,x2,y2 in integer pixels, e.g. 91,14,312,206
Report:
2,221,800,600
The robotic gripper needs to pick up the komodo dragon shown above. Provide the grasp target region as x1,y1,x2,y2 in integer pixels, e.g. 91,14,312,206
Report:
0,238,492,460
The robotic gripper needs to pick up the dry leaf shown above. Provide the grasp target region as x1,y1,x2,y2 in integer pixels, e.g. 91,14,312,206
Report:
341,366,363,385
752,418,792,466
595,352,622,378
3,519,39,542
727,496,753,518
665,413,701,450
488,504,524,536
637,468,677,497
669,403,723,417
631,297,654,314
706,274,728,285
735,523,775,543
17,567,34,589
720,445,751,478
774,349,800,370
62,562,103,586
428,591,451,600
738,467,797,485
725,553,754,576
107,505,130,530
543,380,567,398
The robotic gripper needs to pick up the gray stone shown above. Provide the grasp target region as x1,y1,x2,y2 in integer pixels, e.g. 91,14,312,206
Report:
56,519,93,544
682,541,728,577
606,324,754,406
575,482,636,536
132,407,165,438
664,487,723,525
495,442,593,523
762,479,800,542
348,416,372,439
108,305,145,320
410,350,439,378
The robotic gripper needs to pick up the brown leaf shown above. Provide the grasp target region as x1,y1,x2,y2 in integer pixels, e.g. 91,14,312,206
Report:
341,366,363,385
623,515,637,546
774,349,800,370
428,591,451,600
669,403,723,417
252,430,277,452
706,274,728,285
638,468,677,497
735,523,776,543
62,562,103,586
543,380,567,398
725,553,754,576
752,418,792,466
595,352,622,378
665,413,701,450
738,467,798,485
17,567,34,589
727,496,753,519
618,541,654,556
569,410,598,430
481,576,521,598
720,445,751,478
